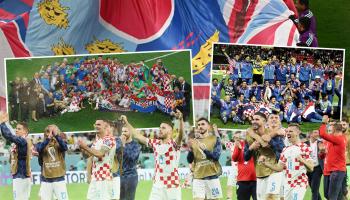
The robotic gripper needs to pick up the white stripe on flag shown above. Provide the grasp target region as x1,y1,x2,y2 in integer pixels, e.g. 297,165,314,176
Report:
222,0,235,25
0,28,15,97
302,105,315,118
273,20,293,45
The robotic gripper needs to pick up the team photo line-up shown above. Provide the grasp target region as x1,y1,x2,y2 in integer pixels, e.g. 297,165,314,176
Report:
211,45,344,126
7,56,192,125
1,107,350,200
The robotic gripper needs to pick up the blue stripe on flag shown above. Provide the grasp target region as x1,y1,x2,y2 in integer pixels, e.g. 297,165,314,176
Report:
237,0,287,43
0,0,32,16
130,103,157,113
15,16,27,42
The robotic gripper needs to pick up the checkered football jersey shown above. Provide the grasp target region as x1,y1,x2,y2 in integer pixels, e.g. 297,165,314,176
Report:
279,142,312,188
147,138,180,188
91,136,116,181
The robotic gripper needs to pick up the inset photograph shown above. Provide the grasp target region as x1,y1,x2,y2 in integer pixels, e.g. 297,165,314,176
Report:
5,50,193,133
210,44,345,131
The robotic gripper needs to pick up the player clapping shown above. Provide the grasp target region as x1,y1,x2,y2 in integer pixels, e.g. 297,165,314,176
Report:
36,124,69,200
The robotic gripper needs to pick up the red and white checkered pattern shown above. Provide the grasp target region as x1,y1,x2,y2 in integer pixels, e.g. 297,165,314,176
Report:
148,138,180,188
279,143,312,188
164,95,174,108
243,108,255,119
91,136,116,181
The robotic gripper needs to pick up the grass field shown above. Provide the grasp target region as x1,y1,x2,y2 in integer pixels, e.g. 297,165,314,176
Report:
312,0,350,107
0,178,323,200
5,51,193,133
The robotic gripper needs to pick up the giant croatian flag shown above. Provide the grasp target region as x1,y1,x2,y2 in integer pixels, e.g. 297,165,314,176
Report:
0,0,299,118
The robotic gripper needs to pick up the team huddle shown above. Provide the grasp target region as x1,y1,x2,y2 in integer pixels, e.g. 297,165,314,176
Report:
8,56,192,123
211,45,343,125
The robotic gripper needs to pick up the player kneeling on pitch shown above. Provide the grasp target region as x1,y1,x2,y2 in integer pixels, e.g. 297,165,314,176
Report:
187,118,223,200
121,110,184,200
36,124,69,200
259,124,314,200
0,112,32,200
79,119,116,200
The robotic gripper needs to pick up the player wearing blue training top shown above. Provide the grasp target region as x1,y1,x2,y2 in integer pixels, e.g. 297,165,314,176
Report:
0,112,32,200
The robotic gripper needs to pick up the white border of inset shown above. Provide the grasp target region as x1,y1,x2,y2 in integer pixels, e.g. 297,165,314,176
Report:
4,49,195,135
209,42,346,131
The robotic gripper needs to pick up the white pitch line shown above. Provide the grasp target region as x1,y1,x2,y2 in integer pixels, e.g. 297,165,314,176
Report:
143,51,181,63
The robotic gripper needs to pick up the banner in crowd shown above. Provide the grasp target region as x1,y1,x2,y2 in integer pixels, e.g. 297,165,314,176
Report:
0,0,299,118
130,90,175,114
0,167,235,186
130,96,158,113
156,92,175,114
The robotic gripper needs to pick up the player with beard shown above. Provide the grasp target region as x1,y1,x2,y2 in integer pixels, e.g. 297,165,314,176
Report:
78,119,116,200
187,118,223,200
115,124,141,200
0,112,32,200
320,116,347,200
121,110,184,200
246,112,286,199
244,112,284,200
36,124,69,200
259,124,314,200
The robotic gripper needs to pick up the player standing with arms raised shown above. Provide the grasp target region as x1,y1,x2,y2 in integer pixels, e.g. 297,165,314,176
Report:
0,112,32,200
121,110,184,200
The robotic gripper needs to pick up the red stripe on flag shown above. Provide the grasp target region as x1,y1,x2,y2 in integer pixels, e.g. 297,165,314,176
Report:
193,85,210,99
228,0,259,43
283,0,298,18
1,22,30,57
0,96,6,112
246,21,284,44
20,12,30,28
287,23,297,46
20,0,34,6
0,8,17,20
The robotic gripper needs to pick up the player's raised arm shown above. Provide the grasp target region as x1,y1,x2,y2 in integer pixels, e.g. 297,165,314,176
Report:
120,115,148,145
174,110,184,146
0,112,27,146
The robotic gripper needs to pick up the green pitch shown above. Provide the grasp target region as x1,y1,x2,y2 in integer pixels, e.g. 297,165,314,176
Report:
312,0,350,107
5,51,193,133
0,178,321,200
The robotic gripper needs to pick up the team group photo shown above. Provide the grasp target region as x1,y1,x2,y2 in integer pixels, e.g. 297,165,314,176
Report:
210,44,344,131
4,50,194,133
1,0,350,200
